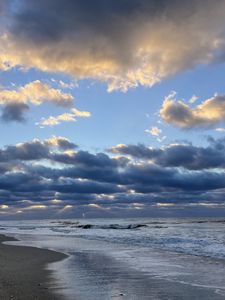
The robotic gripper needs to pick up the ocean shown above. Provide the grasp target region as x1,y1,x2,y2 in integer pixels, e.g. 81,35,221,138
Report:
1,217,225,299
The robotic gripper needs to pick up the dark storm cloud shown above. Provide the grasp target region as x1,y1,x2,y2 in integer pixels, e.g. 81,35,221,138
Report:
1,0,225,90
110,144,162,159
0,137,77,162
1,137,225,217
110,138,225,170
52,150,129,168
52,139,77,150
9,0,176,41
10,0,216,46
4,158,225,193
1,102,29,122
44,136,77,150
0,140,50,161
0,160,219,192
0,0,7,14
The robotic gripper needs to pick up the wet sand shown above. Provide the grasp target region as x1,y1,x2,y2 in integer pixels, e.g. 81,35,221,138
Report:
0,234,67,300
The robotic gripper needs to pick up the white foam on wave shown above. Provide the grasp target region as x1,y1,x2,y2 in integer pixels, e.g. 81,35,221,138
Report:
1,217,225,259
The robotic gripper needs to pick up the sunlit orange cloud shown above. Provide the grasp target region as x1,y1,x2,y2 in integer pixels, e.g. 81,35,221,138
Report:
88,203,101,209
1,1,225,91
88,203,111,211
0,204,9,209
59,205,73,212
0,80,73,106
50,199,63,204
156,203,176,207
160,92,225,128
23,205,47,210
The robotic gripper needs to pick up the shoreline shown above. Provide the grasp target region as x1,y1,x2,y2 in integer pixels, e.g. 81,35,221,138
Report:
1,232,225,299
0,234,67,300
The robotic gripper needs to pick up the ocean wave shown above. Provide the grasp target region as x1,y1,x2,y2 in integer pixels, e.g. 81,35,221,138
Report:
18,227,36,230
51,228,71,234
51,221,147,230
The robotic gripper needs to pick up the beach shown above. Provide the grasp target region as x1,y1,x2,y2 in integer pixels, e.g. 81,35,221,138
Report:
0,234,66,300
1,218,225,299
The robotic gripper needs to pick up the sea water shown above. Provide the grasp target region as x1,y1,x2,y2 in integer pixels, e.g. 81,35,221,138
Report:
1,217,225,299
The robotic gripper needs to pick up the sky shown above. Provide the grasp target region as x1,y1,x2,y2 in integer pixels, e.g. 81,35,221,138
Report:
1,0,225,219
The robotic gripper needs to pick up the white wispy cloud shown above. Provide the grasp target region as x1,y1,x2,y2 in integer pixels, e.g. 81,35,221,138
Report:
38,107,91,127
189,95,198,104
145,126,166,142
146,126,162,137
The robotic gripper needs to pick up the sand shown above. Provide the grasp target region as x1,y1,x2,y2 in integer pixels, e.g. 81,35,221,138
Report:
0,234,67,300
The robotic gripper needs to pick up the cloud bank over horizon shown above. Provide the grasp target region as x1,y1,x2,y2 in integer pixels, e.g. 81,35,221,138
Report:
1,136,225,218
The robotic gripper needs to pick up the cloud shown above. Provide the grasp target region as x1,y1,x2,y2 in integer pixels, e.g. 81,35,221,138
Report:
0,136,77,162
0,204,9,209
44,136,77,150
0,80,74,122
38,107,91,126
110,143,162,159
39,113,76,126
58,80,78,90
1,1,225,90
215,128,225,132
160,92,225,129
189,95,198,104
145,126,166,142
109,138,225,170
0,80,73,106
70,108,91,117
146,126,162,136
1,102,29,122
1,136,225,217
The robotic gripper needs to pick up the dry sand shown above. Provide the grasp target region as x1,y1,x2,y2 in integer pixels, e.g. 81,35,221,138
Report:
0,234,67,300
